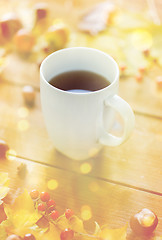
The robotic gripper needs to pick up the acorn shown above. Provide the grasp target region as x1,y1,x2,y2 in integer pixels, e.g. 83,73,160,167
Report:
0,13,22,40
130,208,158,235
6,235,22,240
23,234,36,240
22,85,36,106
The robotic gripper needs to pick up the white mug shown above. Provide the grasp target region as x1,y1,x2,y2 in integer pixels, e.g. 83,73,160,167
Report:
40,47,135,160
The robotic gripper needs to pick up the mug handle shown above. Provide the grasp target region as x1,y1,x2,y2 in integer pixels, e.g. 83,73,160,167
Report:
99,95,135,146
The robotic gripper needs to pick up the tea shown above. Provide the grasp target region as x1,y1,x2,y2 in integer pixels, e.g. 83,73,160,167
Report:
49,70,110,92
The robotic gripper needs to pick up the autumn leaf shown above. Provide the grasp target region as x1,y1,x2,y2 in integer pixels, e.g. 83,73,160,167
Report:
97,224,127,240
0,172,10,204
56,215,70,230
77,3,162,77
4,189,41,235
0,172,10,186
78,1,115,35
29,221,61,240
69,215,86,233
39,223,60,240
0,225,7,240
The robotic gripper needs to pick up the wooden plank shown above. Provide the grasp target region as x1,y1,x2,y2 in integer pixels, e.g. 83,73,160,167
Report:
0,82,162,194
2,55,162,117
119,72,162,118
0,0,162,118
0,157,162,238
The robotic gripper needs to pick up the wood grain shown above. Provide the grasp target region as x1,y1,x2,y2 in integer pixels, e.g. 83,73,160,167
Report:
0,0,162,238
0,83,161,194
0,157,162,239
0,0,162,118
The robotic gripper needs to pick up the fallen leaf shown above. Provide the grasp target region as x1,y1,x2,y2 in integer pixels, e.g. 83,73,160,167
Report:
41,223,60,240
29,222,61,240
78,1,115,35
4,189,41,235
0,172,9,186
98,224,127,240
69,215,86,233
56,215,70,230
0,225,7,240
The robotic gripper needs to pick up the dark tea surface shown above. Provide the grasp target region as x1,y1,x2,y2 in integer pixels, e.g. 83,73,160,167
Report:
49,70,110,92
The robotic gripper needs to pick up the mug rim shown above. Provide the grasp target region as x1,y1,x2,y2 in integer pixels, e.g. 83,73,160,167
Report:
40,47,119,95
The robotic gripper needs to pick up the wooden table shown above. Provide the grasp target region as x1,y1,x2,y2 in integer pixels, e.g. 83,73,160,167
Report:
0,0,162,239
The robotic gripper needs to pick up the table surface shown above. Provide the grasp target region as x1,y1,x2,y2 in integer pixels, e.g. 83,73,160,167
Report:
0,0,162,239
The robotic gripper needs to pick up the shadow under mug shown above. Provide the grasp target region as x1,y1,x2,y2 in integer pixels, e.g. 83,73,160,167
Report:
40,47,135,161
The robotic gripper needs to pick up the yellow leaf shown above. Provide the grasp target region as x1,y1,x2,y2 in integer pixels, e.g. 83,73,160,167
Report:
69,215,86,233
56,215,70,231
0,172,9,186
29,223,61,240
41,223,60,240
98,224,127,240
0,187,10,202
4,189,41,234
0,225,7,240
1,219,13,235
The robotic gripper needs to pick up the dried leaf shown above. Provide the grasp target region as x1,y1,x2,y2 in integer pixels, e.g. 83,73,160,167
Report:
78,1,115,35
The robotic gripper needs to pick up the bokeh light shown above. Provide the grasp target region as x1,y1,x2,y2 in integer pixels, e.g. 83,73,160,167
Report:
6,149,17,160
17,107,29,118
17,119,30,131
81,205,92,221
131,29,153,51
80,163,92,174
47,179,58,190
